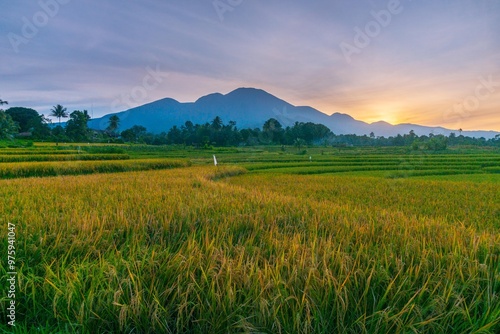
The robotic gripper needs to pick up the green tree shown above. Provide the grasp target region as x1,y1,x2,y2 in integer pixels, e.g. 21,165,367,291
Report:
181,121,196,145
6,107,51,138
121,125,147,143
167,125,183,144
0,101,18,139
211,116,223,130
285,122,331,145
106,115,120,134
50,104,68,125
425,135,448,151
66,110,91,142
0,112,18,139
262,118,284,144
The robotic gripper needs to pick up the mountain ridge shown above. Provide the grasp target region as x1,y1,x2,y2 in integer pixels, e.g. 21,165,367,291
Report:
88,88,499,139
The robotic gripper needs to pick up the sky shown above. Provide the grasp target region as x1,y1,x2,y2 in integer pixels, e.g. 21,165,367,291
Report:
2,0,500,131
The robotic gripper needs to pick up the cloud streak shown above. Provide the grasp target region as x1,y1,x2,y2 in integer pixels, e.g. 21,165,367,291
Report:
2,0,499,131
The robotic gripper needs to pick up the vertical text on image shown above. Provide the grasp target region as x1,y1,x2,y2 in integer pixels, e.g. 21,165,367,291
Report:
6,222,17,327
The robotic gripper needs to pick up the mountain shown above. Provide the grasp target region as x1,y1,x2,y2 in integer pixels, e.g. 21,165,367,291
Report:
88,88,499,139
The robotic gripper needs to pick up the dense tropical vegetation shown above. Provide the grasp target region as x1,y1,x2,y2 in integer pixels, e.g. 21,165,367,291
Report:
1,102,500,150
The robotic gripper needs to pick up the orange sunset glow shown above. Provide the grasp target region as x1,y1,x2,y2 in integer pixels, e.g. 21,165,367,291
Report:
3,1,500,132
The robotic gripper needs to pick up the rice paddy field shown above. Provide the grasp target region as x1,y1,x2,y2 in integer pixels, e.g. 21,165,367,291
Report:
1,143,499,333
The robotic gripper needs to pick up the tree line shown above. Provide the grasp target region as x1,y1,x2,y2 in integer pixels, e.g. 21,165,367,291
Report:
0,104,119,143
1,102,499,149
147,118,500,150
162,117,332,147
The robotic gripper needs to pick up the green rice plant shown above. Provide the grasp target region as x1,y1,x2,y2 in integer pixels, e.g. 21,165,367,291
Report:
386,169,483,178
0,163,499,333
0,158,190,179
0,154,130,163
484,167,500,173
0,149,80,155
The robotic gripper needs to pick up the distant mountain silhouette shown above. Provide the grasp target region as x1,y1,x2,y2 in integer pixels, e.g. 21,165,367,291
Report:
88,88,499,139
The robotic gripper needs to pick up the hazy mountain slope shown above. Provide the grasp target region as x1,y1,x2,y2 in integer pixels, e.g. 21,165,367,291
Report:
88,88,499,139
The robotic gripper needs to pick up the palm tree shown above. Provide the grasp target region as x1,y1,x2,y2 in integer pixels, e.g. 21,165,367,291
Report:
0,99,8,105
106,115,120,134
211,116,223,130
50,104,68,125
